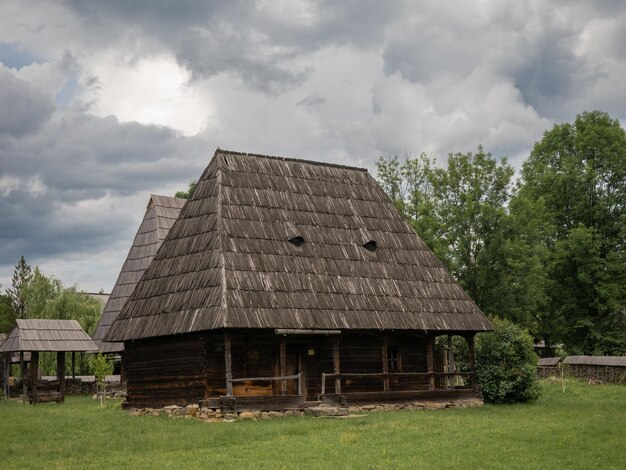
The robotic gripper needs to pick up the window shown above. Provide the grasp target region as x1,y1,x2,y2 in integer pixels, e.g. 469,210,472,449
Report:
289,236,305,247
387,346,401,372
362,240,377,252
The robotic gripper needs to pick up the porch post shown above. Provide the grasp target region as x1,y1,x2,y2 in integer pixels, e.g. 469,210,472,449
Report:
71,351,76,378
20,351,26,404
466,333,477,389
20,352,25,378
56,352,66,403
382,336,389,392
224,331,233,397
279,335,287,395
332,337,341,394
426,334,435,391
30,351,39,404
447,335,456,388
2,355,9,399
120,354,126,385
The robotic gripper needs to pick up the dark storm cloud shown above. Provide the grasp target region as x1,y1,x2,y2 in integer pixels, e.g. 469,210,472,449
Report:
0,67,208,266
0,67,55,136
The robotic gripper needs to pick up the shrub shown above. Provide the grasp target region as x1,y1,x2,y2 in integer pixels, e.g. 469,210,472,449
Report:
476,319,541,404
93,353,113,389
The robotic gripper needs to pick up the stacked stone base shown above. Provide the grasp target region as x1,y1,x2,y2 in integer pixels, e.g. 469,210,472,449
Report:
127,398,483,422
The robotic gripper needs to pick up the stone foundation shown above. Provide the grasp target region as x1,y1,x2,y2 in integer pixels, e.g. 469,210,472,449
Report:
127,398,483,422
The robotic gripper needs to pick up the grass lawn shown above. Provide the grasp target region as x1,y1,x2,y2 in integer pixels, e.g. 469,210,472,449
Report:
1,380,624,469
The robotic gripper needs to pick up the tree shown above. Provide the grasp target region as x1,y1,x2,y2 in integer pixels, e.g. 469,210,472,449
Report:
514,111,626,354
376,148,514,314
0,291,16,334
428,148,514,310
175,180,197,199
476,319,540,404
5,256,33,320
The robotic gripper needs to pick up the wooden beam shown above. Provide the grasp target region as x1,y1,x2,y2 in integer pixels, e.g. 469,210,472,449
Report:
19,351,26,378
71,351,76,378
332,337,341,394
279,335,287,395
2,354,9,399
382,336,389,392
120,353,126,385
30,351,39,404
466,333,477,389
56,352,66,403
447,335,456,388
224,331,233,397
426,334,435,391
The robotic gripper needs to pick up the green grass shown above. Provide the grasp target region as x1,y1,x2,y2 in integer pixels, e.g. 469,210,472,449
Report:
1,380,625,469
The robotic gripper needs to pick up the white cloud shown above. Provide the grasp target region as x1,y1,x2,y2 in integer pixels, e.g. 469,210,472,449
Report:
83,54,212,135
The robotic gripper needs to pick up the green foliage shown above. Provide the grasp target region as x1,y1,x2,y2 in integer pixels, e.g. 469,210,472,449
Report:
5,256,33,320
175,180,197,199
0,293,16,334
376,148,514,313
476,319,541,404
1,259,103,375
93,353,113,385
376,111,626,355
513,110,626,354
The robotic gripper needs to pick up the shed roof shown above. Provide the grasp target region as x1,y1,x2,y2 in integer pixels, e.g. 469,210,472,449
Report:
538,357,562,366
0,319,97,353
563,356,626,367
2,333,32,363
107,149,493,342
92,194,185,353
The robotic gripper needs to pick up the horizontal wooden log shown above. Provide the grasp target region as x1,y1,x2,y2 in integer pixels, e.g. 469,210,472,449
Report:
323,388,481,405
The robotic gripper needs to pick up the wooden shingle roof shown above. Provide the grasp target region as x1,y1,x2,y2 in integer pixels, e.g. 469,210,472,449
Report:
563,356,626,367
538,357,562,366
106,149,493,342
0,319,97,353
92,194,185,353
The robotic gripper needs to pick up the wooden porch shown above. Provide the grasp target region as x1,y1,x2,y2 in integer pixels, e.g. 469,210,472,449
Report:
209,329,481,411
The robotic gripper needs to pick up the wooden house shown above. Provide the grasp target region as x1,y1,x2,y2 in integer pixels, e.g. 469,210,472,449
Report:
106,150,493,410
92,195,185,354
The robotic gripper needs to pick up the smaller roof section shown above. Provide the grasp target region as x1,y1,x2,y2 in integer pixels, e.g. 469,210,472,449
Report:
0,319,97,353
563,356,626,367
538,357,562,367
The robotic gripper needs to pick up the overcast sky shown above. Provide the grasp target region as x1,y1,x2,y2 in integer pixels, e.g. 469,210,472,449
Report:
1,0,625,293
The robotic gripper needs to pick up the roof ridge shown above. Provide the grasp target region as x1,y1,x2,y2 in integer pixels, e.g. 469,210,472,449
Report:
216,148,369,173
216,154,228,328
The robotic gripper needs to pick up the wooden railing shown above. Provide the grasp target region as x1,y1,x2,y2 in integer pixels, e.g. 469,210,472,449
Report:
226,371,303,396
320,371,475,396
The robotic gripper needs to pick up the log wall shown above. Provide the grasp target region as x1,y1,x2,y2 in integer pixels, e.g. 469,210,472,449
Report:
124,333,208,407
124,329,443,407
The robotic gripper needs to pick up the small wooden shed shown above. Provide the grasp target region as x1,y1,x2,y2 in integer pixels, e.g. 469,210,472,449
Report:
537,357,562,378
0,320,98,403
106,150,494,410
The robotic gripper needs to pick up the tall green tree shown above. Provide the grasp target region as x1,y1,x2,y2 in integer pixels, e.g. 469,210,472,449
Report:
514,111,626,354
5,256,33,320
428,148,514,310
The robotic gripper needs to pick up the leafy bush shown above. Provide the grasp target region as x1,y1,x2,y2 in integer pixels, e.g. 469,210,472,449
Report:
476,319,541,403
93,354,113,387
